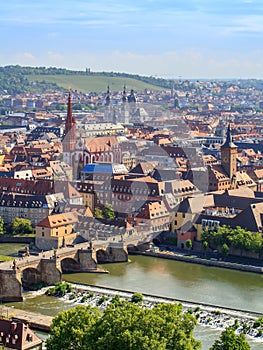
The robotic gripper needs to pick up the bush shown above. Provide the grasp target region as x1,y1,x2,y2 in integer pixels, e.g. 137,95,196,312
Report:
131,292,144,303
212,310,221,316
45,282,72,297
111,294,121,305
81,295,88,303
97,296,109,306
69,293,76,300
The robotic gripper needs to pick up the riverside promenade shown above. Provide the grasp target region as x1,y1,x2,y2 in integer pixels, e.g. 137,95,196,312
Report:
1,306,52,331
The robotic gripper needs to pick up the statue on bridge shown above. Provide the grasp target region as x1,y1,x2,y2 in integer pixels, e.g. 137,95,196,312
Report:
25,246,30,257
12,259,17,270
53,249,57,259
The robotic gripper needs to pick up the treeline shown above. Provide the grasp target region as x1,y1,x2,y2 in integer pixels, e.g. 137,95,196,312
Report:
0,65,173,89
1,65,263,95
0,66,62,94
202,225,262,257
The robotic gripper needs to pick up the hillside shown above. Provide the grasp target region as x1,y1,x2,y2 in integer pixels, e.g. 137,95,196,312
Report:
26,74,164,93
0,66,168,94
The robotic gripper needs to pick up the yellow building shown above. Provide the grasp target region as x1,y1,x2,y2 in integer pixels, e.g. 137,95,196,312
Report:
35,212,78,250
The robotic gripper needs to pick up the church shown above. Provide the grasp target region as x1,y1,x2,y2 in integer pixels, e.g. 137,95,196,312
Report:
207,124,256,192
62,90,122,179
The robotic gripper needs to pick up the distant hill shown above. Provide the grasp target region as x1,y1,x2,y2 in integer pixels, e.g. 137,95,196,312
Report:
0,65,170,94
26,74,164,93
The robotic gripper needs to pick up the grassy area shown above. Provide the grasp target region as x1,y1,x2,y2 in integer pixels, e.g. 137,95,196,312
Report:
27,74,163,93
0,255,14,261
0,243,26,257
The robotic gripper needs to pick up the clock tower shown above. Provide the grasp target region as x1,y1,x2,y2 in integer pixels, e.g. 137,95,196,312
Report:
221,124,237,182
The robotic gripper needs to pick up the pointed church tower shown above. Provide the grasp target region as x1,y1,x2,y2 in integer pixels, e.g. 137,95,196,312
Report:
122,85,127,103
104,85,113,121
120,85,129,124
221,124,237,181
63,90,76,166
105,85,111,106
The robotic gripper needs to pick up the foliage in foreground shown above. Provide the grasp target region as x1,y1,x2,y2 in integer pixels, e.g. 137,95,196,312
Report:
210,326,250,350
46,301,201,350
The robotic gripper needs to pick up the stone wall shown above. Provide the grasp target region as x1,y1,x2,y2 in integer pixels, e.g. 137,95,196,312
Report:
0,270,23,302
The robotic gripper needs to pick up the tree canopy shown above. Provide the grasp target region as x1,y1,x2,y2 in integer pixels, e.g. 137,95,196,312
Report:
201,225,262,257
210,326,250,350
102,202,115,221
8,218,34,235
46,301,201,350
0,216,4,235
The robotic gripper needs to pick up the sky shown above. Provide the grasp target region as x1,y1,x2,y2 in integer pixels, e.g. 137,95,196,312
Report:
1,0,263,79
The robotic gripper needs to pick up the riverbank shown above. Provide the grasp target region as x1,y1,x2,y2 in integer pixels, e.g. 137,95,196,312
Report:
131,250,263,274
2,306,52,332
58,282,263,341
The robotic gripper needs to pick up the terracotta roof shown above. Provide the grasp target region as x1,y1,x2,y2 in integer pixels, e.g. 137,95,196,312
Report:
0,319,43,350
54,181,82,199
84,136,119,152
0,177,55,195
36,212,78,228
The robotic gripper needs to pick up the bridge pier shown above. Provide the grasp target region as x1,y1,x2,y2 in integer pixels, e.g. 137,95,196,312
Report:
96,244,128,263
40,259,62,285
0,269,23,302
77,248,97,271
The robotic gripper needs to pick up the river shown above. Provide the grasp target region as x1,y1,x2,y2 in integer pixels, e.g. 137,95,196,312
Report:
1,244,263,349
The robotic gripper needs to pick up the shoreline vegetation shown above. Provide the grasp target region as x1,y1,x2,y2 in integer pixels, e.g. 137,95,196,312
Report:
45,282,263,342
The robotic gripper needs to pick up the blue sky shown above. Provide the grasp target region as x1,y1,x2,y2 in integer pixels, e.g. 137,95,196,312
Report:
1,0,263,78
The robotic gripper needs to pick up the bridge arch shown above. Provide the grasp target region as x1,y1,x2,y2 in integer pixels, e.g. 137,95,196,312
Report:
96,248,109,263
60,257,81,273
21,267,42,290
126,244,138,253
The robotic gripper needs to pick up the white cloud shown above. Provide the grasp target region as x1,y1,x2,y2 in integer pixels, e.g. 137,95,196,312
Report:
58,49,263,79
16,52,36,62
47,51,64,62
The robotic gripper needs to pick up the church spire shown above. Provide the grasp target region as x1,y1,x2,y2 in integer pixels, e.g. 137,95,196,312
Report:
222,123,236,149
63,89,76,154
65,89,74,135
122,85,127,103
105,85,111,106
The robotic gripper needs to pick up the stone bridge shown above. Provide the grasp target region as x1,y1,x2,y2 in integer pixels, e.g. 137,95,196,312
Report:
0,239,134,303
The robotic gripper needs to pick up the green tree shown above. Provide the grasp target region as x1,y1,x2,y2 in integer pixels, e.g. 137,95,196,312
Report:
221,243,230,257
185,239,192,250
46,306,100,350
0,216,4,235
94,207,103,219
11,218,33,235
202,240,209,257
102,202,115,221
210,326,250,350
89,301,201,350
47,302,201,350
131,292,144,303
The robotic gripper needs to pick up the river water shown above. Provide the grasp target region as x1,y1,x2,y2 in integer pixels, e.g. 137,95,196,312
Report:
1,244,263,349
